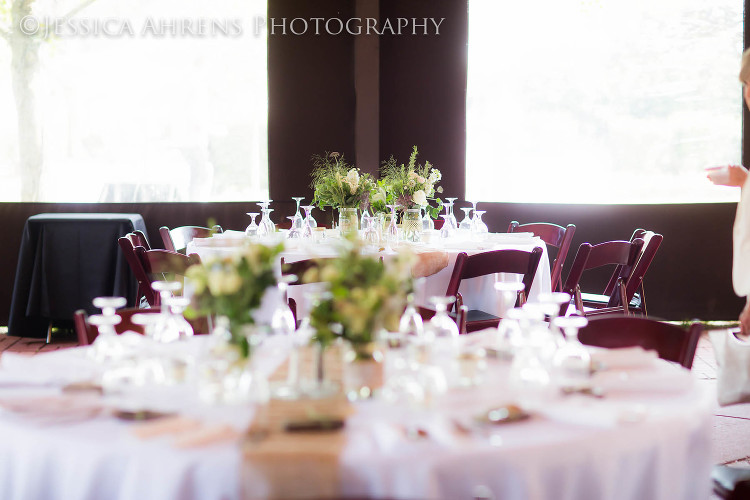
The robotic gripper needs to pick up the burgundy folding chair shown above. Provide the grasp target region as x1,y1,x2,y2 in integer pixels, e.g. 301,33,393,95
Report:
581,229,663,316
508,221,575,292
578,315,702,369
560,238,644,317
134,247,200,306
118,232,152,306
159,225,223,253
446,247,543,333
74,307,160,346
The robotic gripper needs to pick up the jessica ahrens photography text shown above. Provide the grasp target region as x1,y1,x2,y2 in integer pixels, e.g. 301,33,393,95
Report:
18,16,446,38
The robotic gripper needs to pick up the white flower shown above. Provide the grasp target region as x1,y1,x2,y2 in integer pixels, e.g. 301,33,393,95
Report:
416,175,426,184
428,169,441,183
207,269,242,295
407,179,416,188
372,187,386,203
346,168,360,187
412,190,427,206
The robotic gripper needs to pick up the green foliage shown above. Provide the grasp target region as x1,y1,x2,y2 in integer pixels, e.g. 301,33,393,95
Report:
305,235,415,348
310,152,375,209
185,242,284,358
379,146,443,218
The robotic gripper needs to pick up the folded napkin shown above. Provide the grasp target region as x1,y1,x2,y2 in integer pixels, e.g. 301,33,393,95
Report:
592,368,694,394
0,349,99,387
589,346,659,370
412,251,449,278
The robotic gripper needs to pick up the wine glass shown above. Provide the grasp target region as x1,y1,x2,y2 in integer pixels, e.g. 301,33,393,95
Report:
399,294,424,338
551,315,591,390
360,204,371,230
166,296,194,340
287,216,302,239
421,207,434,231
439,214,455,240
301,206,315,239
151,281,183,343
292,197,305,230
426,296,459,341
538,292,573,343
257,208,275,237
270,278,300,398
362,215,379,250
245,213,259,237
459,207,473,231
384,204,399,253
494,281,525,319
304,205,318,229
445,197,458,229
472,210,489,239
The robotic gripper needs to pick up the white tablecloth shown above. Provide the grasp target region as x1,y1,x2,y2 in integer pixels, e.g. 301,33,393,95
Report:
0,338,713,500
186,232,552,320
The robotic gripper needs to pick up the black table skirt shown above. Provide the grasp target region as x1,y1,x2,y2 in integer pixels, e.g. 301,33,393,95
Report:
8,213,148,338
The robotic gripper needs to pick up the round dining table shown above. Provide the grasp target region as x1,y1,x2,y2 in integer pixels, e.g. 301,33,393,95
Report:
0,332,713,500
186,230,552,322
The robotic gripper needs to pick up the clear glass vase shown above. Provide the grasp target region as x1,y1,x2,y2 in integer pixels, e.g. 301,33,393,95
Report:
403,208,422,242
338,207,359,234
343,342,384,401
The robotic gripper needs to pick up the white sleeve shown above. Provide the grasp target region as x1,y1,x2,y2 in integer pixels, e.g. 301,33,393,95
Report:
733,175,750,296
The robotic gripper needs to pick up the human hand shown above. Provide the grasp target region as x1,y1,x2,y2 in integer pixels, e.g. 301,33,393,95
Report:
706,165,748,187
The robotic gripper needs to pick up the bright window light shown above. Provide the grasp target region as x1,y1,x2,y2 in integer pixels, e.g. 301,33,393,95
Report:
0,0,268,202
466,0,743,204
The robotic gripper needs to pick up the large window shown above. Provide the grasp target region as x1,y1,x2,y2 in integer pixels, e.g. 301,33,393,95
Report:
0,0,268,202
466,0,743,204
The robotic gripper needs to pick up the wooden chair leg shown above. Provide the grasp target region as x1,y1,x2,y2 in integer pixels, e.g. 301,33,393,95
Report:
46,321,53,344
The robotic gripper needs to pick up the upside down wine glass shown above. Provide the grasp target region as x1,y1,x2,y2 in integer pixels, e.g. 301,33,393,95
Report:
445,197,458,230
384,204,399,254
245,212,259,237
551,315,591,390
459,207,473,231
301,205,315,239
292,197,305,230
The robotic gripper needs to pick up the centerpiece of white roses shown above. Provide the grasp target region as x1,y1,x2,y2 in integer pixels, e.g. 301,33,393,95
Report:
378,146,443,241
310,151,375,233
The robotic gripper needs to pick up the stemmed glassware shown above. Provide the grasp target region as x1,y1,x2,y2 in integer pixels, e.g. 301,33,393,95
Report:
287,216,302,239
384,204,399,253
445,197,458,230
257,207,275,237
151,281,183,343
551,315,591,390
269,277,300,399
292,197,305,231
360,204,371,230
362,215,379,250
88,296,127,361
459,207,473,232
165,296,194,340
421,207,434,231
304,205,317,229
301,205,315,239
472,210,489,239
439,202,455,240
245,213,259,237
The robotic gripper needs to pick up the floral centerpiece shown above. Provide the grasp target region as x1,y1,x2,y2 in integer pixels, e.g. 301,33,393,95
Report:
185,242,284,358
310,151,375,232
304,236,415,352
379,146,443,218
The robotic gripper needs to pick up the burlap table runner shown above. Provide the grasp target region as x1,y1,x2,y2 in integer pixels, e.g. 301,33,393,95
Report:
242,344,354,499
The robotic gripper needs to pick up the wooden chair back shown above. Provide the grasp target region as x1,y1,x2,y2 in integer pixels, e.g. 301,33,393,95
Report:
160,225,223,253
446,247,543,332
508,221,575,292
134,247,200,306
578,315,702,369
561,238,644,317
